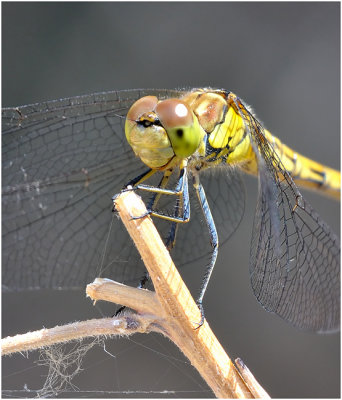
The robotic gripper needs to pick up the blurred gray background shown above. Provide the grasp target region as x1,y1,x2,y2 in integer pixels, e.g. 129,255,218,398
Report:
2,2,340,398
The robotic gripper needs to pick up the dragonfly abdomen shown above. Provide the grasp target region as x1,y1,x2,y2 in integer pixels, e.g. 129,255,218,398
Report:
263,130,340,200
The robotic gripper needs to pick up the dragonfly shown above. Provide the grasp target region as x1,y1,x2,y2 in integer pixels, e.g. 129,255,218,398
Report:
2,88,340,333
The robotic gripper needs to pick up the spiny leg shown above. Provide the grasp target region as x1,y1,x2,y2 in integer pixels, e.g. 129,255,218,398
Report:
124,168,156,188
131,166,191,224
166,217,179,251
193,174,219,328
146,169,174,214
166,167,190,250
112,168,156,210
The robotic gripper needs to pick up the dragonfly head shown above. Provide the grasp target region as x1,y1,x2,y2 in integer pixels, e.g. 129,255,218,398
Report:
125,96,204,169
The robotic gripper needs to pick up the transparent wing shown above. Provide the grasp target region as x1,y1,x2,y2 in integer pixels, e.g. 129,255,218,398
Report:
2,89,184,290
2,89,244,292
237,99,340,332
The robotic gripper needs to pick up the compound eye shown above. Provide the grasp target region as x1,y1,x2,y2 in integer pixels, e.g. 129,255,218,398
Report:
155,99,201,158
127,96,158,121
155,99,193,129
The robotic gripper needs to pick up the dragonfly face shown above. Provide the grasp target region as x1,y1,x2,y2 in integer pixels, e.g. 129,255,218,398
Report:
125,95,205,169
2,88,340,333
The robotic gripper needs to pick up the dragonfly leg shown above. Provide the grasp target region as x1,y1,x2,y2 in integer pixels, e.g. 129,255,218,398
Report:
132,167,190,224
130,169,175,220
165,168,191,250
112,168,155,211
124,168,155,188
114,165,190,233
166,220,178,251
193,175,219,328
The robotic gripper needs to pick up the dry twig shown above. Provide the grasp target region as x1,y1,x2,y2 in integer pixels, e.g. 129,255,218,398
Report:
2,191,270,398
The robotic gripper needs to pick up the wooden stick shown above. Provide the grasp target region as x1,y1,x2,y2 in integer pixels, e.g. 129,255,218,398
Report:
1,314,158,355
2,191,269,398
113,190,255,399
87,278,162,315
235,358,271,399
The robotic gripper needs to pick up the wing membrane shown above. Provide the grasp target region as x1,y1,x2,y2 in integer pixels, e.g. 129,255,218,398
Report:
2,89,243,291
238,101,340,332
